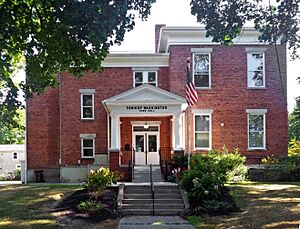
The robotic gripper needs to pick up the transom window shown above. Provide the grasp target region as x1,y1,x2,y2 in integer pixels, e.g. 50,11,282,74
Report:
81,138,95,158
247,52,265,88
193,53,211,88
248,113,266,149
194,114,212,149
134,71,157,87
81,94,94,119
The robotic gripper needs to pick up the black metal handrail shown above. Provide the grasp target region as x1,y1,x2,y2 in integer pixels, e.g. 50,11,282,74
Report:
150,164,154,216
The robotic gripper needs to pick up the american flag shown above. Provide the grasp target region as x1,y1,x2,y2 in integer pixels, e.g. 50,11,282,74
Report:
186,58,198,107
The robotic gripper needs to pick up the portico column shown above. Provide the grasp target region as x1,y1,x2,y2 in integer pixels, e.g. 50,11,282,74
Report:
110,115,120,150
173,113,184,151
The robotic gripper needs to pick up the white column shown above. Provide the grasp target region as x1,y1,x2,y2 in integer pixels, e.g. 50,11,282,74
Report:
173,113,183,150
110,115,120,150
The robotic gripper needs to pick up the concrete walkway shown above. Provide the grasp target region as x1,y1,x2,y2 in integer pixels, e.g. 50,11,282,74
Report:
118,216,195,229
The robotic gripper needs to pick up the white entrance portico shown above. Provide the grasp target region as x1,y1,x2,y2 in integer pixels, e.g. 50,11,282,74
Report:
102,84,187,165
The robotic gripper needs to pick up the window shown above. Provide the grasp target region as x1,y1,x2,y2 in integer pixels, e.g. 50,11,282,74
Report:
12,152,18,160
247,52,265,88
81,93,94,119
134,71,157,87
247,110,266,149
194,113,212,149
81,137,95,158
193,53,211,88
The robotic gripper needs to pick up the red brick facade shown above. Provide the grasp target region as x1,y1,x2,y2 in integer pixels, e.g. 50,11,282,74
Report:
26,26,288,181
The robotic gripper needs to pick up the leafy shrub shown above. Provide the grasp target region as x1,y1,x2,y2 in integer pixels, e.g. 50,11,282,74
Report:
288,139,300,156
180,148,247,212
85,167,117,194
77,200,103,214
0,169,21,181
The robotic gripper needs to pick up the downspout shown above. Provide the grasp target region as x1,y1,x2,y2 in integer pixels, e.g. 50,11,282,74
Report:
58,74,62,176
25,98,28,184
102,100,110,163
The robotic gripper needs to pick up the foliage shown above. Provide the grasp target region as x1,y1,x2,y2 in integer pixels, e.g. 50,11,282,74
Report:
77,200,103,214
289,98,300,141
85,167,117,194
180,148,247,212
0,0,155,127
261,154,279,165
0,169,21,181
289,139,300,156
190,0,300,59
0,109,25,144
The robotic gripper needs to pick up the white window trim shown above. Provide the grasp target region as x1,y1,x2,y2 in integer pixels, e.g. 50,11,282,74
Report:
247,112,266,150
247,51,266,89
193,112,212,150
192,53,211,89
81,137,95,159
12,152,18,160
80,93,95,120
133,71,158,87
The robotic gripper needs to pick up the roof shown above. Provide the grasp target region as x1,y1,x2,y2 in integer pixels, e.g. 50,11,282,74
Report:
0,144,25,152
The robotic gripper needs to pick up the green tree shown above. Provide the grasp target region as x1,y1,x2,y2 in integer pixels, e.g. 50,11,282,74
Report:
0,109,25,144
0,0,155,128
190,0,300,58
289,97,300,141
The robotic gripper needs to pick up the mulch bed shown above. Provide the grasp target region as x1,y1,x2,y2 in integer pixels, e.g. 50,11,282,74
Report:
54,186,120,222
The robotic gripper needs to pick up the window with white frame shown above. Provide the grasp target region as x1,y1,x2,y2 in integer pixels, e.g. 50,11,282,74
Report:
193,53,210,88
80,91,94,120
247,52,265,88
194,113,212,149
134,71,157,87
12,152,18,160
247,110,266,149
81,135,95,158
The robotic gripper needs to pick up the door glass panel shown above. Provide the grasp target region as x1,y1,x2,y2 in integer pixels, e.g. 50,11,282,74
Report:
148,135,157,152
135,135,144,152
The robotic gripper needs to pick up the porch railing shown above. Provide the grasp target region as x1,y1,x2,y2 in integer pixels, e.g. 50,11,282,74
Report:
158,147,173,182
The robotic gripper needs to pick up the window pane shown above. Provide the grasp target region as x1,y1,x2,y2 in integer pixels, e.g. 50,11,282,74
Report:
83,107,93,118
249,115,263,132
249,132,264,148
83,139,93,147
83,95,93,106
148,135,157,152
248,53,263,72
135,82,143,87
248,71,264,87
135,135,144,152
148,72,156,82
195,115,210,131
135,72,143,83
83,148,93,157
194,74,209,87
195,133,209,148
148,82,156,86
194,54,209,74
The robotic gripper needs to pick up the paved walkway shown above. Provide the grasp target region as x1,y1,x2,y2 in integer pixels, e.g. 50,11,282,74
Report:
118,216,195,229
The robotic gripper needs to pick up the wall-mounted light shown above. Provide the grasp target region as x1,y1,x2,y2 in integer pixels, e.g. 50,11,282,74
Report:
144,122,149,129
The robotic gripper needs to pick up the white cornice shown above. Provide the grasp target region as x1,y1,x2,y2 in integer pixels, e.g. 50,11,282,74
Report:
102,53,169,67
159,26,265,53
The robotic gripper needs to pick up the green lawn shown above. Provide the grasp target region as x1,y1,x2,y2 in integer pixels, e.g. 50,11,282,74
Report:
0,184,81,229
188,182,300,228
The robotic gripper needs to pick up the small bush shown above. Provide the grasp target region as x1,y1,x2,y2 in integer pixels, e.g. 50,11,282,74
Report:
85,167,117,194
77,200,103,214
288,139,300,156
0,169,21,181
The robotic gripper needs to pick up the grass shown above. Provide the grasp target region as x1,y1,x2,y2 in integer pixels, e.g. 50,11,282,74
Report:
189,182,300,228
0,184,81,229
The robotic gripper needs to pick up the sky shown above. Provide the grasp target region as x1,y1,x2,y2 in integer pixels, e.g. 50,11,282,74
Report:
110,0,300,113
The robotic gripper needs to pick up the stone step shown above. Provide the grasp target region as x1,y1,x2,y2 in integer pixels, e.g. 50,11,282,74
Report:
122,199,183,205
122,203,184,210
124,189,181,195
124,193,182,199
121,209,184,216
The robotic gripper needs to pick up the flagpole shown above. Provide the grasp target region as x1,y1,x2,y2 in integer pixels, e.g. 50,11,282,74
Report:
187,106,191,170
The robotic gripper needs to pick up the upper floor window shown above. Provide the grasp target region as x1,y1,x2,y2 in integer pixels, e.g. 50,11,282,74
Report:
193,53,211,88
247,109,267,150
134,71,157,87
247,52,265,88
80,89,95,120
194,112,212,150
12,152,18,160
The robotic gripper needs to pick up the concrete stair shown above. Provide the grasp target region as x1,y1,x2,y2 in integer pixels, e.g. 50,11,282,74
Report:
121,184,185,215
133,165,163,183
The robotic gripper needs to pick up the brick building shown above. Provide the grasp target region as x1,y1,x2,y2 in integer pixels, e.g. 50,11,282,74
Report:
26,25,288,182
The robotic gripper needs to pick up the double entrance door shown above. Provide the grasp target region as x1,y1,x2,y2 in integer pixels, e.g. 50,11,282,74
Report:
133,130,159,165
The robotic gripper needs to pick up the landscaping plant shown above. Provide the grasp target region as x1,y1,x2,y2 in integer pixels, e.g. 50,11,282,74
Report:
181,148,247,214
